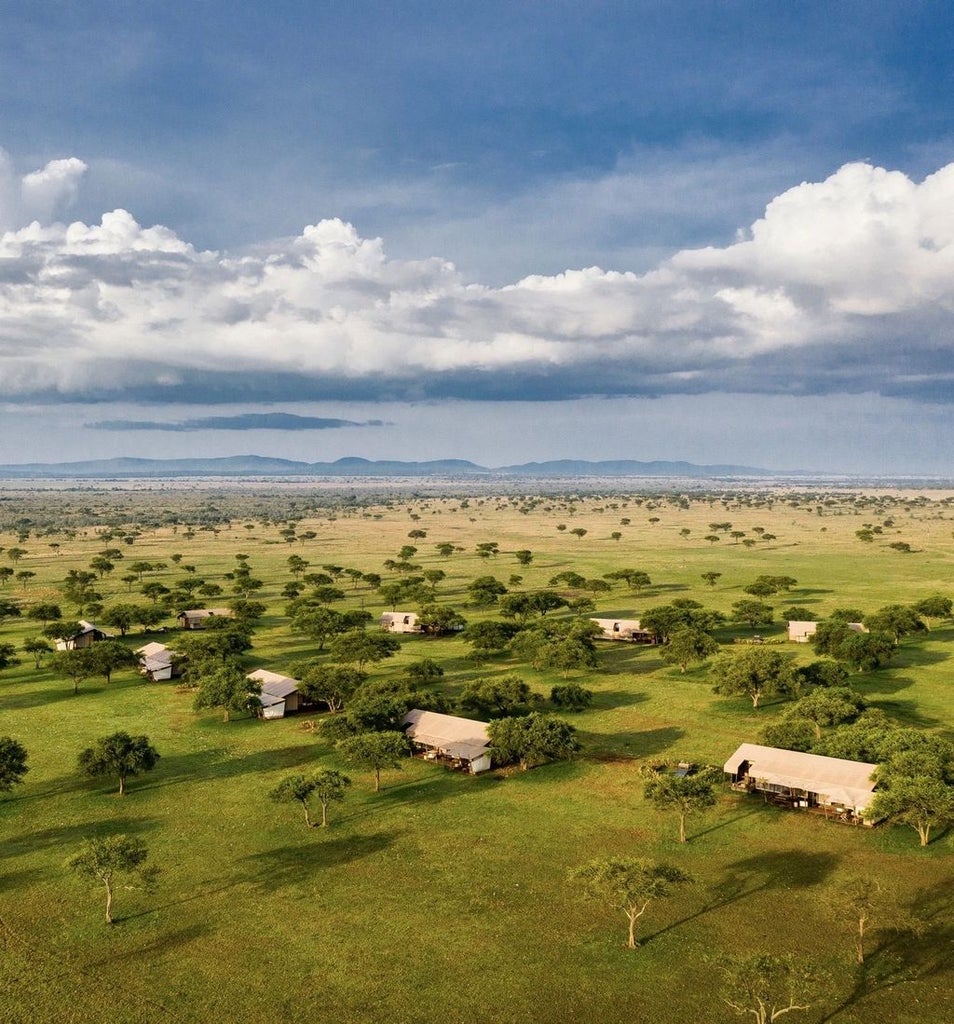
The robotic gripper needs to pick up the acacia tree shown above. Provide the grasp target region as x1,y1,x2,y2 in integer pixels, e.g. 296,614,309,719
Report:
459,675,540,717
193,666,262,722
67,835,157,925
51,647,97,695
23,634,51,667
337,731,408,791
87,640,138,684
271,773,320,827
731,600,774,631
296,663,366,713
661,628,720,673
780,687,868,739
0,737,28,792
644,768,720,843
550,682,593,712
78,732,160,795
863,605,927,644
329,631,400,669
571,857,691,949
487,713,578,771
710,648,796,708
311,769,351,826
869,775,954,846
722,953,819,1024
827,877,889,965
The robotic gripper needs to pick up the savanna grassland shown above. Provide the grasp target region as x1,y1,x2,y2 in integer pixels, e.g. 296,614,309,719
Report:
0,481,951,1024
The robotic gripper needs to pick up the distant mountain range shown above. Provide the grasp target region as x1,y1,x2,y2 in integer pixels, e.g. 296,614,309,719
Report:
0,455,804,479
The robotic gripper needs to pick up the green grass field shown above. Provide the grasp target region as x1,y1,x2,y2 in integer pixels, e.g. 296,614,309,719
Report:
0,484,951,1023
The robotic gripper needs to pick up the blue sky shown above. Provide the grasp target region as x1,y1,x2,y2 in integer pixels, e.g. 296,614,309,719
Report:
1,2,954,472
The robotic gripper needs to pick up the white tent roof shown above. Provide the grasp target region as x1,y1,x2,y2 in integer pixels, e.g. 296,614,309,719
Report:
725,743,877,810
136,641,169,657
247,669,299,698
403,709,490,761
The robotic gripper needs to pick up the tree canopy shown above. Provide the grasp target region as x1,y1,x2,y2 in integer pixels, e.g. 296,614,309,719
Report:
78,731,160,795
571,857,691,949
710,648,796,708
0,737,28,792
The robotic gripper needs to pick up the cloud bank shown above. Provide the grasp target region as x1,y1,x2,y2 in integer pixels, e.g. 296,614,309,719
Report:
86,412,387,431
2,153,954,404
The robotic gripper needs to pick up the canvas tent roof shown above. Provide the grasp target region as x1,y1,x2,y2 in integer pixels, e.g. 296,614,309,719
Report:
247,669,299,699
724,743,877,811
136,642,170,658
77,620,112,636
403,709,490,762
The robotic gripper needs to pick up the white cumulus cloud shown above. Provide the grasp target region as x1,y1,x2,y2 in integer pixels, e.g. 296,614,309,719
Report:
0,150,88,231
1,155,954,404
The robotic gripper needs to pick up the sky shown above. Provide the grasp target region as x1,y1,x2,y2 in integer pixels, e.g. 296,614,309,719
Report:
1,1,954,474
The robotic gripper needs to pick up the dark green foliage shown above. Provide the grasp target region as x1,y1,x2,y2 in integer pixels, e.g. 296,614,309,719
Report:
86,640,138,684
337,731,409,791
328,631,400,667
461,620,520,663
193,666,261,722
295,663,367,713
460,675,540,717
403,658,444,684
0,737,28,792
550,682,593,711
710,648,796,707
730,599,774,630
644,767,720,842
759,717,817,752
915,594,952,619
417,603,466,635
660,627,720,672
862,604,927,643
78,731,160,795
27,602,61,623
50,647,98,694
795,660,849,689
780,606,817,622
487,713,578,770
466,575,508,606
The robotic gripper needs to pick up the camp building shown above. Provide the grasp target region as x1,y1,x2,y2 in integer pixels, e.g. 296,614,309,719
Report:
402,709,492,774
724,742,878,824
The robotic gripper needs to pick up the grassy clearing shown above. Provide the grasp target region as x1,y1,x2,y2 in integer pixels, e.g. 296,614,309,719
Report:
0,484,952,1023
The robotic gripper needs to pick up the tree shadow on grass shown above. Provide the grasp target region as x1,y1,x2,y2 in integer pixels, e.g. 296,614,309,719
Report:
579,725,684,760
0,866,47,892
853,674,916,696
870,697,942,728
343,767,501,822
134,743,320,792
127,831,398,920
642,848,842,947
0,817,159,859
598,647,664,672
818,888,954,1022
233,831,397,893
590,689,649,710
889,645,951,669
0,681,110,710
89,922,211,958
688,806,763,842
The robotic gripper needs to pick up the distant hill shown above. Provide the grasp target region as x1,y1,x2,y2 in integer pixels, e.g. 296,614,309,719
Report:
0,455,797,479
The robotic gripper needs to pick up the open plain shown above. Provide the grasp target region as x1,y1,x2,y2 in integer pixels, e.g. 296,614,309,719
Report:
0,481,951,1024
